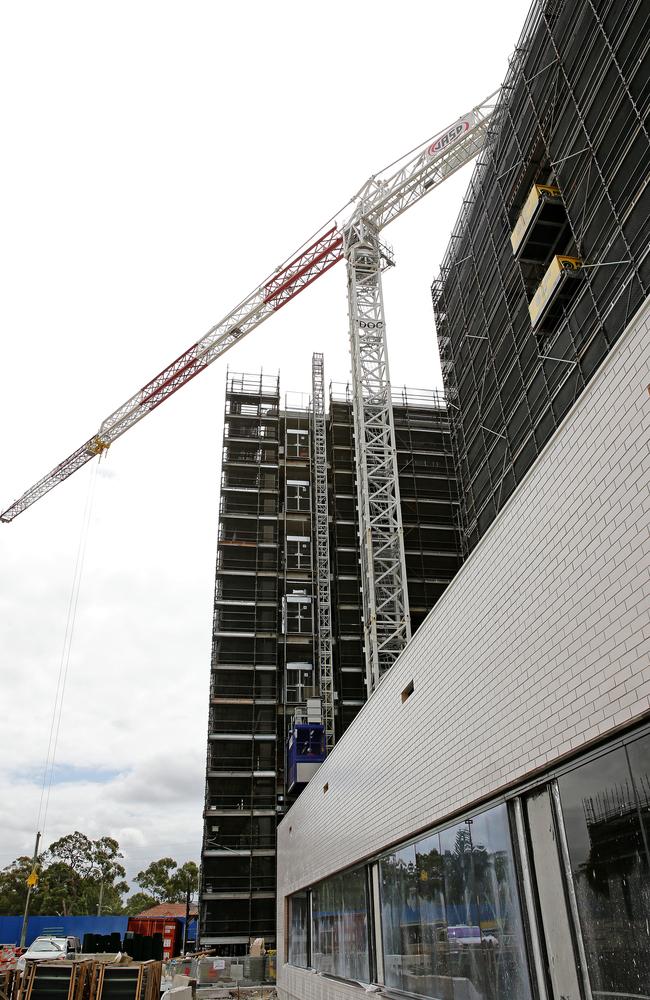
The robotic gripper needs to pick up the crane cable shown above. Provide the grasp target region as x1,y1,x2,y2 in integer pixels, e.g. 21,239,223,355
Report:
34,459,100,851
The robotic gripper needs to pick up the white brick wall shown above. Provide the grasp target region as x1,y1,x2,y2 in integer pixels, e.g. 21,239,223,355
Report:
277,299,650,1000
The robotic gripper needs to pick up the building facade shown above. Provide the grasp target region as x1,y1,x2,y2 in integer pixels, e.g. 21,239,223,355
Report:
200,372,462,951
277,1,650,996
277,294,650,1000
432,0,649,555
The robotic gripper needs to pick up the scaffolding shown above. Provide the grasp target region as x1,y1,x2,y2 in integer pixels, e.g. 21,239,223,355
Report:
311,354,335,753
328,381,462,726
432,0,650,554
201,369,464,950
201,371,280,953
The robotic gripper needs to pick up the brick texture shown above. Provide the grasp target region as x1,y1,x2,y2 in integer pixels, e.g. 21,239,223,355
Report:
277,299,650,1000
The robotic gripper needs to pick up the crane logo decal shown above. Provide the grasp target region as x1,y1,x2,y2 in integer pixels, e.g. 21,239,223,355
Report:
427,113,477,157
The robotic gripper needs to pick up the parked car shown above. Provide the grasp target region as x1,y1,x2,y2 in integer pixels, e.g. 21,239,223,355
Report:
16,936,81,970
447,925,498,947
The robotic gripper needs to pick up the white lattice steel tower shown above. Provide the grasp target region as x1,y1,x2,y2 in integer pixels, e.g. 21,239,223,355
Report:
311,353,335,750
344,222,410,692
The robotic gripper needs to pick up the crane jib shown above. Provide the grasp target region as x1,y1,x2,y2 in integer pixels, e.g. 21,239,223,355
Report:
1,90,498,521
137,345,209,411
427,112,478,157
263,227,344,309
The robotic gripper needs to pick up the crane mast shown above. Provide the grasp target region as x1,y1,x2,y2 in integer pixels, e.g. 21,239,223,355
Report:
1,91,498,689
311,353,335,750
344,220,410,692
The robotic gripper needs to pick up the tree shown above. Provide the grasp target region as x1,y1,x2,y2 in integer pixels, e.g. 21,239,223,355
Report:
0,857,35,916
44,833,128,915
135,859,199,903
124,891,158,916
36,861,85,916
167,862,199,903
0,832,130,916
0,837,197,917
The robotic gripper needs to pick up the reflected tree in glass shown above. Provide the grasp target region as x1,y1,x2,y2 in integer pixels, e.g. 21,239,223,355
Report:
559,736,650,997
378,805,530,1000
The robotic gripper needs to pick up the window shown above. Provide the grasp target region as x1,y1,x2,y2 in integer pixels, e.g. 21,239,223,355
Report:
378,803,531,1000
557,734,650,998
285,662,314,704
283,595,313,634
288,892,310,968
286,480,310,512
287,428,309,459
286,536,310,570
311,868,370,982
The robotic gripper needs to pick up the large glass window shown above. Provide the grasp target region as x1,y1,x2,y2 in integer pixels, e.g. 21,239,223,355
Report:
379,803,531,1000
288,891,310,968
311,868,370,982
558,734,650,998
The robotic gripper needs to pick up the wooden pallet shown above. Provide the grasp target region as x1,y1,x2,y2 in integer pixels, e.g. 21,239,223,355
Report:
0,969,21,1000
90,961,161,1000
18,961,93,1000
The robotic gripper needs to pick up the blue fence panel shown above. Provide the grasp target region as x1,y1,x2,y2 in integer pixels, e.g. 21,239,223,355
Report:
0,915,129,947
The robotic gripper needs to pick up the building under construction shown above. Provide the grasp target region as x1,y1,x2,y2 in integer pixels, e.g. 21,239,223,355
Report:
432,0,649,554
199,367,462,951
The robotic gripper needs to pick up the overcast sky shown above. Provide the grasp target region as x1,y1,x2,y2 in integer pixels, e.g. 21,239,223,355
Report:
0,1,528,888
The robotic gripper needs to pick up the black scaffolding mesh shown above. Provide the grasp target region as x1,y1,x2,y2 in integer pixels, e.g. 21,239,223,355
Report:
432,0,650,554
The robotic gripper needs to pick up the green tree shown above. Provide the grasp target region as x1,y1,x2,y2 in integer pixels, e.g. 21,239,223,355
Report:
0,857,37,916
0,832,130,916
135,858,199,903
167,862,199,903
123,891,158,916
44,833,128,914
37,861,85,916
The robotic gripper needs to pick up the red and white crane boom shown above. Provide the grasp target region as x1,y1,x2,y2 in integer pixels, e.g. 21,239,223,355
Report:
1,91,496,525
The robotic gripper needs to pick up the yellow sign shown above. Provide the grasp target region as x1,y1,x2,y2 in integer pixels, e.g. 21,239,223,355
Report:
26,871,38,888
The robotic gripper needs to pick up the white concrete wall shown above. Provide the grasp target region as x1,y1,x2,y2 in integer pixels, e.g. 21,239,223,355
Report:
277,299,650,1000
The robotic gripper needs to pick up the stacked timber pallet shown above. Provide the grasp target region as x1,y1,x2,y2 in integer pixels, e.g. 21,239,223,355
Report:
0,969,21,1000
17,960,161,1000
90,960,161,1000
18,961,91,1000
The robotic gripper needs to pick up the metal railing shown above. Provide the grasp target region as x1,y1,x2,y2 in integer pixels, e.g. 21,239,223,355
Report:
210,715,276,734
218,526,278,544
203,875,275,894
208,754,276,772
212,681,277,699
206,794,276,811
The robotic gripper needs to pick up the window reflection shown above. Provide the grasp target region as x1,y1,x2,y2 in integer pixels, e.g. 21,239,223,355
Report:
558,735,650,997
379,803,530,999
311,868,369,982
288,891,309,968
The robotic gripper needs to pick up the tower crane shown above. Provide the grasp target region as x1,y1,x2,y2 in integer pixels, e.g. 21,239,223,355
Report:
1,91,499,698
